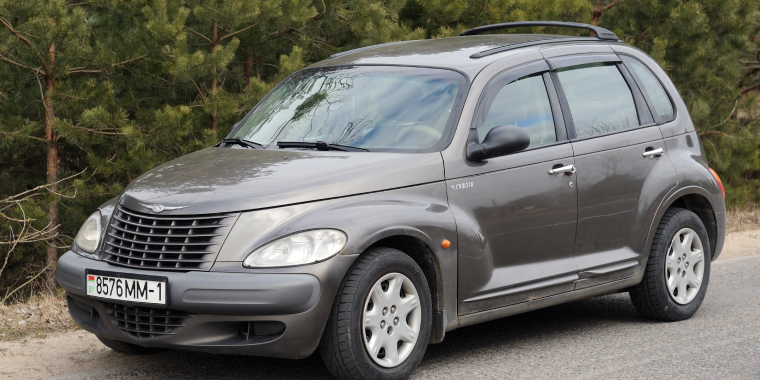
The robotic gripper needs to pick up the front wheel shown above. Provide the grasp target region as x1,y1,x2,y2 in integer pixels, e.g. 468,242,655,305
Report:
320,247,432,380
630,208,712,321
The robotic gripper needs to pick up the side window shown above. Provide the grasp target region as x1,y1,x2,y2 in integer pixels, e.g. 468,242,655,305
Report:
622,56,675,122
556,63,639,138
476,74,556,147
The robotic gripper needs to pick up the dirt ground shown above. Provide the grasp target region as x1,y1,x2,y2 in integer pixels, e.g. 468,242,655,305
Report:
0,227,758,380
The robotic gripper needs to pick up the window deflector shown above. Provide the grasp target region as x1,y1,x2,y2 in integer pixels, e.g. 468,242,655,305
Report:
471,60,551,130
468,60,568,157
546,53,621,70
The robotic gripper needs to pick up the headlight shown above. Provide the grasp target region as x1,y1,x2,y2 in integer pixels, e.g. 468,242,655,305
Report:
243,229,347,268
74,211,102,253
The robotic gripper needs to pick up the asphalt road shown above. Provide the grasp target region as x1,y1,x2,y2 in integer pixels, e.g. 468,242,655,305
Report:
30,254,758,380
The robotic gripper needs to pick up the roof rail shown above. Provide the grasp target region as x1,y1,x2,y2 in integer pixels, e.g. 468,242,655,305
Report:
458,21,620,41
468,37,600,59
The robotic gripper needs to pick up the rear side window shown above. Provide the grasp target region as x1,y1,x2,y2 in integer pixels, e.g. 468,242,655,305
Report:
622,56,675,122
556,63,639,138
476,74,556,147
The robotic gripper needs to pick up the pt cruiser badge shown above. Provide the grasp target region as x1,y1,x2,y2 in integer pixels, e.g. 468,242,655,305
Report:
139,203,188,213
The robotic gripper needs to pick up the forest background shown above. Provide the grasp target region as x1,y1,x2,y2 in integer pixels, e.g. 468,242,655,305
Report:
1,0,759,301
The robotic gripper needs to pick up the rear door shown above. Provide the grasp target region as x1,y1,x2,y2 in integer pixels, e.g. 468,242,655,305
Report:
548,54,678,288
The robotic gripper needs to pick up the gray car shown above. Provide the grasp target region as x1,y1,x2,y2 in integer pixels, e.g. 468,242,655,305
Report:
58,21,726,379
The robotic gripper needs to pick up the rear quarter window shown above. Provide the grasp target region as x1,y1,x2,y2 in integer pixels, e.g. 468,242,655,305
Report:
621,56,675,123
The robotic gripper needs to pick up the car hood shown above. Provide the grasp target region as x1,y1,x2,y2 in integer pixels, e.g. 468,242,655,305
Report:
120,147,445,215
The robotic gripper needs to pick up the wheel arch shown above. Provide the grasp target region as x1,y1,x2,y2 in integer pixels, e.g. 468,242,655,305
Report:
667,194,718,258
649,186,723,261
365,233,447,344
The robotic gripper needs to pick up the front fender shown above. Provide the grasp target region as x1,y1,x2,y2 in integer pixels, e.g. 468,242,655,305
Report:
214,182,458,336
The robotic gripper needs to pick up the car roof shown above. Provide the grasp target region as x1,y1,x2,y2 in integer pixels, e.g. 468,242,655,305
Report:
309,34,602,78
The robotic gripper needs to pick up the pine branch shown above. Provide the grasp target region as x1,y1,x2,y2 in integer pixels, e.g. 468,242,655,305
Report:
190,79,207,105
68,54,149,74
185,26,213,43
634,19,665,46
603,0,623,12
0,17,49,73
468,0,488,21
0,131,47,142
218,23,257,43
591,0,625,28
0,52,37,71
698,130,734,138
71,125,127,135
740,81,760,94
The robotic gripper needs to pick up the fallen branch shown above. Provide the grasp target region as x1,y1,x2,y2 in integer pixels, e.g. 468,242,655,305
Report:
2,261,53,304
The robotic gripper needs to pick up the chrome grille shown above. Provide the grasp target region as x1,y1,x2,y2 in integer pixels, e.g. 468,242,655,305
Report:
102,302,188,338
103,206,236,271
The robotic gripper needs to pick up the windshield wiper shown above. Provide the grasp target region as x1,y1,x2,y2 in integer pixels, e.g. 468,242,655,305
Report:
218,137,263,149
276,141,370,152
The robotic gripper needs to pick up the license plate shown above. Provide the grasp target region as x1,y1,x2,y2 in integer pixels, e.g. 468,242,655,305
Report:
86,270,166,305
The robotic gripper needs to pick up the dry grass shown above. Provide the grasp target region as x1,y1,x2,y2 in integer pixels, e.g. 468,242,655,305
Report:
727,204,760,233
0,294,78,342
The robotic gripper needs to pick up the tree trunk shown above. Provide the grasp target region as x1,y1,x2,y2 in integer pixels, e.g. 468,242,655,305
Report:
43,43,58,296
591,0,602,27
244,52,253,87
210,19,218,131
244,28,255,87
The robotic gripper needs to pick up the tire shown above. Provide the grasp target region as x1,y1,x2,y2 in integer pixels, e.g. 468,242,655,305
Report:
97,336,164,355
630,207,712,321
319,247,432,380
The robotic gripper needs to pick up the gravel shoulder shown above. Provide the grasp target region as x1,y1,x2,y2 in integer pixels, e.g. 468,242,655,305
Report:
1,228,759,380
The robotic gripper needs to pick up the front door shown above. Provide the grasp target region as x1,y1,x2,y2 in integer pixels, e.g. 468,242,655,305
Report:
447,61,579,315
549,55,678,288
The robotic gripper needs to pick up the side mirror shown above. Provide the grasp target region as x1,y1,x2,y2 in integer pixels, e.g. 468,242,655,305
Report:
466,125,530,161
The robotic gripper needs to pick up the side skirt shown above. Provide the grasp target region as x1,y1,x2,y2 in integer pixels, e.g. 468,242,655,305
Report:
456,266,644,329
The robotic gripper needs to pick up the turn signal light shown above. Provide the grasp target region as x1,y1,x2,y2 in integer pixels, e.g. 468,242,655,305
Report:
708,167,725,198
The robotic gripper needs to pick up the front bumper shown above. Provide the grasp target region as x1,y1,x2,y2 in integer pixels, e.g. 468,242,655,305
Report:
57,251,355,358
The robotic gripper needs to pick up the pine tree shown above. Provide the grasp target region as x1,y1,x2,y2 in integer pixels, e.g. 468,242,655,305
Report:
0,0,184,294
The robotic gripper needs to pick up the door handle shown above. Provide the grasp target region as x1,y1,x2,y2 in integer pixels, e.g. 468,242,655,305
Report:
548,165,576,175
642,148,665,157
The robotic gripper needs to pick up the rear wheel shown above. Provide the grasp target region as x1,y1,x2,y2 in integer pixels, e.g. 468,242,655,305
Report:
97,336,164,355
320,247,432,380
630,208,712,321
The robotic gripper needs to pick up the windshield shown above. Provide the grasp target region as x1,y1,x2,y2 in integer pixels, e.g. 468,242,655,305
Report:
229,66,467,152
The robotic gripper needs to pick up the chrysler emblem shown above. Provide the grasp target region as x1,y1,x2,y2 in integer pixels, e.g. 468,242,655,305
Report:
139,203,188,213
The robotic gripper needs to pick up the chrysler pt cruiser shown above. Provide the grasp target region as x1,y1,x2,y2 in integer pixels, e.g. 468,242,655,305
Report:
58,22,727,379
